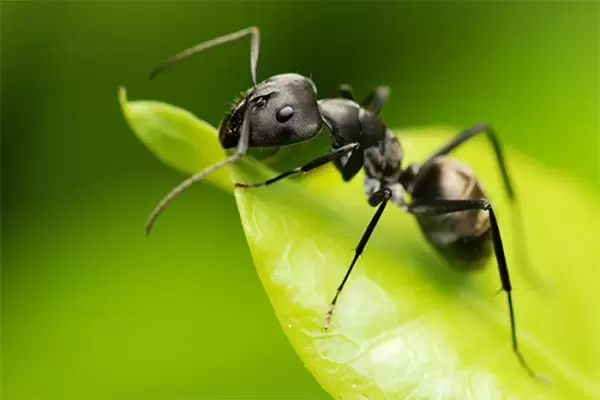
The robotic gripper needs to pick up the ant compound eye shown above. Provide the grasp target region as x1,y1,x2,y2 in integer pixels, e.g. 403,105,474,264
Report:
276,105,294,123
254,96,267,109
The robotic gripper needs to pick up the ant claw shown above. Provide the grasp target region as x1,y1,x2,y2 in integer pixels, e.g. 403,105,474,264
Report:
323,306,334,330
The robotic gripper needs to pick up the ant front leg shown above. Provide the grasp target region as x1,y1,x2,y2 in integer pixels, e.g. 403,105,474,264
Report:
405,198,549,383
234,143,359,189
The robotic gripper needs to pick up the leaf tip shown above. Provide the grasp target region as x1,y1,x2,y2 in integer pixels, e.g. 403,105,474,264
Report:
118,86,127,108
118,86,132,126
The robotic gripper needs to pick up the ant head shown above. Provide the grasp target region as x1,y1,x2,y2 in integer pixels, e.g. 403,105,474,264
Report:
219,73,323,149
145,29,326,236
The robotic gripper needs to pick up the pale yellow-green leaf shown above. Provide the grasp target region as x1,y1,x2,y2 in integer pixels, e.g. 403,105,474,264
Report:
119,87,600,399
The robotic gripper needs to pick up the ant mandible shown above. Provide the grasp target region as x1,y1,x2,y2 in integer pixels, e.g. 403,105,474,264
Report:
145,26,547,382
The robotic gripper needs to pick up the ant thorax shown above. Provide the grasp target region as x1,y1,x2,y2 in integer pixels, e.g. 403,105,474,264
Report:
363,129,405,206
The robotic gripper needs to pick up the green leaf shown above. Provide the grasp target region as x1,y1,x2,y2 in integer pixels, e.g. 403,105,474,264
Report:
119,87,600,399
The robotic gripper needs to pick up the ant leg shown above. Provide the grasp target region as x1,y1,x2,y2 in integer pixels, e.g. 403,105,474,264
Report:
338,85,390,115
418,123,513,198
234,143,359,189
145,107,253,234
338,84,355,100
360,86,390,115
334,145,364,182
324,188,392,329
406,198,549,383
415,123,546,290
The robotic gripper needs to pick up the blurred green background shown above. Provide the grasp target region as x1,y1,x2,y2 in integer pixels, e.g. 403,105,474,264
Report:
2,1,598,399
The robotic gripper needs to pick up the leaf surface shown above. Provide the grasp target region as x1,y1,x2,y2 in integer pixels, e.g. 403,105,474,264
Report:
120,87,600,399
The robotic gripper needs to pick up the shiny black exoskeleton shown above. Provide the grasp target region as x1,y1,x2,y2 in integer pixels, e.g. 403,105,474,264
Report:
145,27,547,382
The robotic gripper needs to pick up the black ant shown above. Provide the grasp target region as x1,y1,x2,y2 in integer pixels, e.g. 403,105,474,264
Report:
145,27,547,382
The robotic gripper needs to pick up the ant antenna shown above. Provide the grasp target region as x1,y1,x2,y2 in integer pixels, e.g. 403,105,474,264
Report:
149,26,260,87
144,27,262,235
145,106,252,235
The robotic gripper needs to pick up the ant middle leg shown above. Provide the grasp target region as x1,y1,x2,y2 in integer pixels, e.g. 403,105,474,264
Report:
324,187,392,329
405,198,548,382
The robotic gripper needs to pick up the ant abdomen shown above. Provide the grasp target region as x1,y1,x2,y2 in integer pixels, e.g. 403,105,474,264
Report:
410,157,494,270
